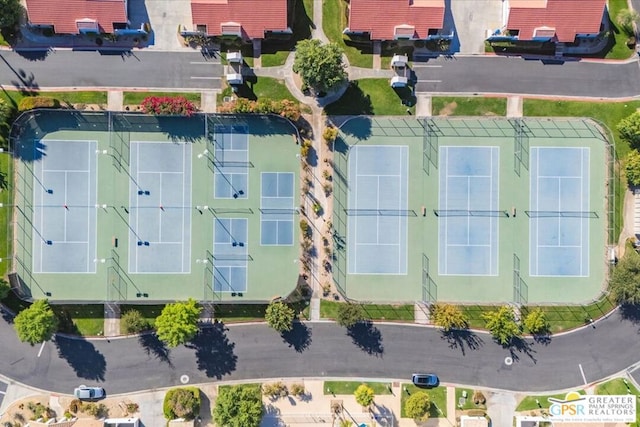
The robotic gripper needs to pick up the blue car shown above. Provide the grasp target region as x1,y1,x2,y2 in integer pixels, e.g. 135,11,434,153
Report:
412,373,439,387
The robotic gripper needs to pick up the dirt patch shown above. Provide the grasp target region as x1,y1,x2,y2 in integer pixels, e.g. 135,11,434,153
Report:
438,101,457,116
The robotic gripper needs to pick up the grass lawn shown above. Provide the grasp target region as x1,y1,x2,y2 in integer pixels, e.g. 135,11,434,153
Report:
0,32,8,47
524,296,616,333
516,390,584,411
455,388,486,411
216,77,299,106
55,305,105,336
323,381,392,395
459,305,496,329
320,300,414,321
123,92,201,106
119,304,164,331
325,79,415,115
0,90,107,108
595,376,640,425
214,304,268,322
432,97,507,117
400,384,447,418
323,0,372,68
604,0,636,60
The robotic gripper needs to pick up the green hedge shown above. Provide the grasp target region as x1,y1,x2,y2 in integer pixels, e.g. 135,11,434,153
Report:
18,96,60,111
163,387,201,420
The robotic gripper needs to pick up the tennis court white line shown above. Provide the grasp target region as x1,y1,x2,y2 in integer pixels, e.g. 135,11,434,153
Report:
158,174,163,242
261,195,295,199
538,244,583,248
144,241,184,245
356,173,403,178
64,172,68,242
139,170,185,175
215,148,248,152
42,168,91,173
447,243,492,247
356,243,401,246
446,174,493,179
51,240,91,244
537,175,583,179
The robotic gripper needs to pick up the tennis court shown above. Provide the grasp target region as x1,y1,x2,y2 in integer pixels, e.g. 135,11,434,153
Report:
438,146,500,276
529,147,590,277
32,140,97,273
347,145,409,274
213,218,248,292
128,141,192,274
213,125,249,199
260,172,294,246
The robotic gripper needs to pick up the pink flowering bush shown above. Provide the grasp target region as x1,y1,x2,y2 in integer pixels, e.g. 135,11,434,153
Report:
218,98,301,122
141,96,197,116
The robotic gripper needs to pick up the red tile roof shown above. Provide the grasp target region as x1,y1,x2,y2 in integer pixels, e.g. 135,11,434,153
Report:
191,0,289,40
507,0,606,42
25,0,127,34
348,0,445,41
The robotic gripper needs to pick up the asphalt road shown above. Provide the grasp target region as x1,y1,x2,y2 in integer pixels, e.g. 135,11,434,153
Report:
414,56,640,98
1,50,640,98
0,50,222,90
1,307,639,394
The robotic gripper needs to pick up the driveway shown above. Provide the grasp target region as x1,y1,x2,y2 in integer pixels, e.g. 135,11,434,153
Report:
140,0,195,51
448,0,505,54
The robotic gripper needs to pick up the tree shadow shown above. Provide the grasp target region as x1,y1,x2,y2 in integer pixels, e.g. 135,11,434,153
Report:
138,332,173,367
336,115,372,142
280,321,312,352
54,335,106,381
346,321,383,356
619,304,640,326
440,329,483,355
532,333,552,346
508,337,537,364
324,82,374,116
186,322,237,379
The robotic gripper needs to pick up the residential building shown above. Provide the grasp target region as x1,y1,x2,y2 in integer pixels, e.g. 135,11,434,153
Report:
25,0,128,35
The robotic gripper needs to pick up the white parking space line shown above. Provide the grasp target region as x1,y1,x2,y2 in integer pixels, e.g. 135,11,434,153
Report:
421,80,443,83
413,64,443,68
190,62,218,65
37,341,46,358
579,363,588,385
190,77,222,80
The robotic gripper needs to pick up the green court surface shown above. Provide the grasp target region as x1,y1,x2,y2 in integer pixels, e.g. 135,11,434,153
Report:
333,117,611,304
12,111,300,302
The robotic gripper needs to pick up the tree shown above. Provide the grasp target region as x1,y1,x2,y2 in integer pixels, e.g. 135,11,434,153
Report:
626,150,640,186
265,301,295,333
523,307,549,335
617,9,640,37
213,384,263,427
405,391,431,421
431,303,468,331
14,299,58,345
354,384,375,408
0,0,21,30
293,39,347,94
481,305,521,346
154,299,202,347
163,387,201,420
610,250,640,305
336,303,365,328
618,111,640,150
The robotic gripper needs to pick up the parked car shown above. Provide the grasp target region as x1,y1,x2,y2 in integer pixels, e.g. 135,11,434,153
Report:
74,386,106,401
411,373,439,387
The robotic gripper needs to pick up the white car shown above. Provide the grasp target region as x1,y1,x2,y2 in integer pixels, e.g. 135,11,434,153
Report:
73,385,105,401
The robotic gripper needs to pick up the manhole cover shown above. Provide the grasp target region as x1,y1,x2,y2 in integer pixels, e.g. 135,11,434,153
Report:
504,356,513,366
180,375,189,384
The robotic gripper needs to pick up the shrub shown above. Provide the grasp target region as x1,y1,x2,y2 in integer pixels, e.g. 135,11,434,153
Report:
336,303,365,328
289,383,305,397
265,301,295,332
405,391,431,421
121,309,150,334
618,111,640,150
68,399,81,413
141,96,197,116
83,403,107,418
299,219,310,236
217,97,301,121
625,149,640,186
64,411,73,419
126,403,139,414
354,384,374,408
322,126,338,145
262,382,288,399
472,390,486,405
163,387,201,420
18,96,60,111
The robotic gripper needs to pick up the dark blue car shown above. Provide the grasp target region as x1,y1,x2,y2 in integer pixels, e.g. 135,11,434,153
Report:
412,373,439,387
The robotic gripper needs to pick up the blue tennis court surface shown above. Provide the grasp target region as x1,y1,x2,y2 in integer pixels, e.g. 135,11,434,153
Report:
214,125,248,199
32,140,97,273
347,145,408,274
128,142,192,274
260,172,294,245
438,146,499,276
213,218,248,292
530,147,590,276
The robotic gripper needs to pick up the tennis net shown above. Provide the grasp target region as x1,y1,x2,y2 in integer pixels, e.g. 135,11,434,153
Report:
433,210,508,217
